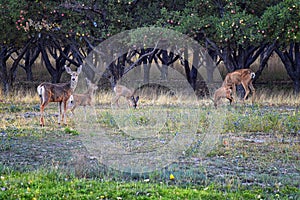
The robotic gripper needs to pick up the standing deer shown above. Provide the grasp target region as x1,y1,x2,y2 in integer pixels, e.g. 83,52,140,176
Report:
222,69,256,103
37,65,82,126
213,85,234,108
112,84,139,108
68,78,98,119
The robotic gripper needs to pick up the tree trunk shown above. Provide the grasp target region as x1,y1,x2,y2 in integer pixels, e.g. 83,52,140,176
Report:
39,42,58,83
189,48,200,90
254,43,276,82
0,46,10,95
183,48,191,84
23,47,40,81
160,49,168,80
141,49,150,83
294,80,300,94
275,42,300,94
9,39,32,84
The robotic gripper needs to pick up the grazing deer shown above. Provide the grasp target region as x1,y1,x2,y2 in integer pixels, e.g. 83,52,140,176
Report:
68,78,98,119
213,85,234,108
37,65,82,126
112,84,139,108
222,69,256,103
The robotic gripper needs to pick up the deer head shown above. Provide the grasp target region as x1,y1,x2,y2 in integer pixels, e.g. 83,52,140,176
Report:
65,65,82,90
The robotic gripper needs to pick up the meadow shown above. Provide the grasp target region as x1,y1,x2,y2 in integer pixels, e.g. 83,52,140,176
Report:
0,56,299,199
0,84,299,199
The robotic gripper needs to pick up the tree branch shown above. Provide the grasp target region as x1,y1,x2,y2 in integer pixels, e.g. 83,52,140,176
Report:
123,41,159,75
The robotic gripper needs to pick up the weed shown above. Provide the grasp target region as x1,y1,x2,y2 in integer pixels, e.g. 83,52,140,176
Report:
64,127,79,135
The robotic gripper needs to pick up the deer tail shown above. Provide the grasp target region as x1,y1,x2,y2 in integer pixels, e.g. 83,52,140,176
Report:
37,85,45,104
250,72,255,79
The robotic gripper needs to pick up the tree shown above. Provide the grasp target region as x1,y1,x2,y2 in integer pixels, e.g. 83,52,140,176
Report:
260,0,300,93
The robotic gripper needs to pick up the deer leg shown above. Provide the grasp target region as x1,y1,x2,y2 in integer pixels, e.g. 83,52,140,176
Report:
63,101,67,125
127,98,132,108
58,102,62,125
214,98,219,108
40,101,49,126
232,84,237,100
40,104,45,126
248,82,256,103
226,91,234,105
70,104,76,115
112,96,120,107
242,82,250,101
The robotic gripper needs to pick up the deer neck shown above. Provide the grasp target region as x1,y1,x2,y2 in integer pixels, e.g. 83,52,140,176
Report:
70,80,78,92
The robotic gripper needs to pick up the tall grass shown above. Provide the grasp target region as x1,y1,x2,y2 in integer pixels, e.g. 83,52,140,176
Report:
2,85,300,107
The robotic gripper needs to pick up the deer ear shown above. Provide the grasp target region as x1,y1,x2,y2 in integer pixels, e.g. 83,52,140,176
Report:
64,65,72,74
77,65,82,74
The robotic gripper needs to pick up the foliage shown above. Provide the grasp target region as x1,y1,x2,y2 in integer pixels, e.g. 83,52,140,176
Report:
259,0,300,44
1,0,300,92
64,127,79,136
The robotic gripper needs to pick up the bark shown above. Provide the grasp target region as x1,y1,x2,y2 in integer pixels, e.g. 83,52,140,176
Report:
294,80,300,94
254,42,276,82
0,46,9,94
9,38,32,83
190,48,200,90
39,39,58,83
141,49,150,83
160,49,168,80
23,47,40,81
0,45,15,95
276,42,300,94
183,48,191,84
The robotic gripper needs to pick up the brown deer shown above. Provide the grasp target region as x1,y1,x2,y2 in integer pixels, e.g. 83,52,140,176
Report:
213,85,234,108
37,65,82,126
112,84,139,108
222,69,256,103
68,78,98,119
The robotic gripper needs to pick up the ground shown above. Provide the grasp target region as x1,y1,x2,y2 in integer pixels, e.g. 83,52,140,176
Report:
0,102,299,194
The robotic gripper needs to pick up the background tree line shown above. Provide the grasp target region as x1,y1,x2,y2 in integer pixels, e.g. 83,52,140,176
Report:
0,0,299,95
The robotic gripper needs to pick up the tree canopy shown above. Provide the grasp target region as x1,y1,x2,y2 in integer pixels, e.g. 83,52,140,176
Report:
0,0,299,94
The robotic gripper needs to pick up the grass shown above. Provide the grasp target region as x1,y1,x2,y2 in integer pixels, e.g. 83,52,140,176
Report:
0,86,299,199
0,168,299,200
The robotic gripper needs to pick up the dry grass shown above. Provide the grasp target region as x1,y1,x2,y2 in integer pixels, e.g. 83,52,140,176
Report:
4,89,40,104
255,88,300,106
2,85,300,107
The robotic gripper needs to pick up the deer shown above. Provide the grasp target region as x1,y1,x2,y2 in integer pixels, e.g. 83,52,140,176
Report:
68,78,98,120
222,68,256,103
112,84,139,108
213,85,234,108
37,65,82,126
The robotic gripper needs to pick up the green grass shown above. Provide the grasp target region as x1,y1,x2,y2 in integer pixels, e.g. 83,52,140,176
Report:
0,168,299,200
0,93,299,199
219,104,300,134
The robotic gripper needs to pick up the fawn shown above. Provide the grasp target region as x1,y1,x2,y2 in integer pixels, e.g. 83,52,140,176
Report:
68,78,98,119
213,85,234,108
112,84,139,108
